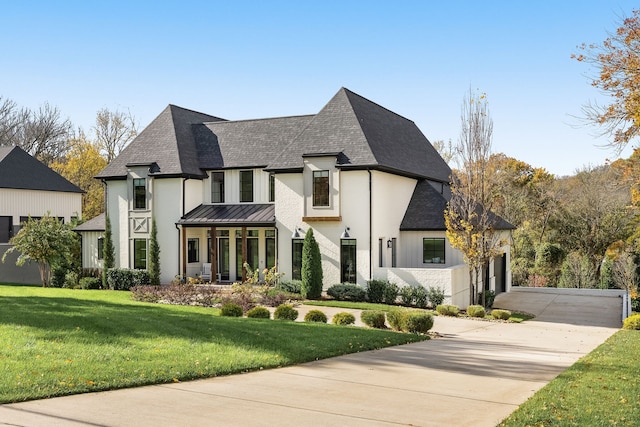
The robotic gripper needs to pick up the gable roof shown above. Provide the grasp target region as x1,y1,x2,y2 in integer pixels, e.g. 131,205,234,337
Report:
96,105,226,179
0,146,83,193
400,180,515,231
96,88,451,182
266,88,452,182
73,213,105,232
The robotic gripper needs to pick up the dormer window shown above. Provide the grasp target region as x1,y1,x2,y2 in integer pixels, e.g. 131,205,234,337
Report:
313,170,329,206
240,170,253,202
211,172,225,203
133,178,146,210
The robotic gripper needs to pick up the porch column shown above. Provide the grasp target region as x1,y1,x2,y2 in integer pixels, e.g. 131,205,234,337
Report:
210,226,217,283
241,226,247,282
181,226,187,279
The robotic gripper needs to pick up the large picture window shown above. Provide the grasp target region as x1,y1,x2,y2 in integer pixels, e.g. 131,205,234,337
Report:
211,172,225,203
423,238,445,264
133,178,146,210
340,239,357,284
133,238,147,269
313,170,329,206
188,238,199,263
240,170,253,202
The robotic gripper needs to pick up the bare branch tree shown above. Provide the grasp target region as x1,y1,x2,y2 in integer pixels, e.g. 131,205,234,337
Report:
16,103,73,165
0,97,28,146
93,108,138,162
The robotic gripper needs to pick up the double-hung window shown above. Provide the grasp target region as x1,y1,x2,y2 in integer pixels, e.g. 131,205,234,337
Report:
211,172,225,203
134,239,147,269
188,238,199,263
240,170,253,202
313,170,329,206
133,178,146,210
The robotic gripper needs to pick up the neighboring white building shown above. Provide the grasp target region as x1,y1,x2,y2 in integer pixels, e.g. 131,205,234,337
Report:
0,146,83,283
92,88,513,307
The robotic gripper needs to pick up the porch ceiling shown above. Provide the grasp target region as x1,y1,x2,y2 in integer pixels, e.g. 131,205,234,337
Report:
178,204,275,227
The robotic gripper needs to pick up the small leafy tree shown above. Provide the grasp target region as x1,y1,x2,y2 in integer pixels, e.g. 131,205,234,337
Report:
301,228,323,299
2,215,78,287
148,218,161,285
102,215,115,289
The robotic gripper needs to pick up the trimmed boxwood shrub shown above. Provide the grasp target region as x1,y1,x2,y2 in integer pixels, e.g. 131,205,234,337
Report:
326,283,366,301
361,310,386,329
491,309,512,320
623,313,640,330
427,287,445,307
332,312,356,325
366,279,387,303
246,306,271,319
220,302,243,317
383,282,399,304
405,311,434,334
304,309,328,323
413,286,428,308
467,305,486,318
276,280,302,294
436,304,459,316
106,268,149,290
399,287,414,306
386,309,407,331
274,304,298,321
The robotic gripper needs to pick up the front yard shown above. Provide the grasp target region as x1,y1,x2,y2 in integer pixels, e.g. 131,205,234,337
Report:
0,284,426,403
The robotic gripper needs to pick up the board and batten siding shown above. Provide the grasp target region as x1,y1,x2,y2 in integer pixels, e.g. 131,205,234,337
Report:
81,231,104,269
0,188,81,223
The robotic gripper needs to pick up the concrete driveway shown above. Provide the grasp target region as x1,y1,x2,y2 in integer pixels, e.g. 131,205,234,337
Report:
0,290,622,427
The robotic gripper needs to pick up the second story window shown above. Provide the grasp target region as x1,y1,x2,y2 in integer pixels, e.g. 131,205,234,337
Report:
240,170,253,202
269,174,275,202
133,178,146,210
211,172,225,203
313,170,329,206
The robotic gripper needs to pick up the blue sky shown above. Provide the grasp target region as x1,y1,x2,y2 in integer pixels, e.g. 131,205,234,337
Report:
1,0,637,176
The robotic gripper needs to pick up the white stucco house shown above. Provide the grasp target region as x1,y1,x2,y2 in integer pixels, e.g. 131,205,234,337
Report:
0,146,83,283
89,88,513,307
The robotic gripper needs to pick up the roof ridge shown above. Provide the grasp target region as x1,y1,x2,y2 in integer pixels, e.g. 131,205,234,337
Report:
341,87,416,124
203,114,315,125
167,104,226,121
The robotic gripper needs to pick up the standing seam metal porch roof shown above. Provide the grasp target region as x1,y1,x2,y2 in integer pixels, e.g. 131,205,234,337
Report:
178,204,275,227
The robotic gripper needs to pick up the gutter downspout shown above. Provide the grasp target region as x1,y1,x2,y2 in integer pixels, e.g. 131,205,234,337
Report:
368,169,372,281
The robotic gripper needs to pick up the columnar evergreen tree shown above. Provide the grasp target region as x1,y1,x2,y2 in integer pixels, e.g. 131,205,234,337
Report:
301,228,323,299
148,218,161,285
102,215,115,289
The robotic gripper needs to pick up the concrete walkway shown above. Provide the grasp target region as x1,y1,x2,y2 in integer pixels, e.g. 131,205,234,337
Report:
0,293,622,427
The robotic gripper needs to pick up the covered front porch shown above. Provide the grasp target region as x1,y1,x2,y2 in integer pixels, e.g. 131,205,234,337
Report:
177,204,277,283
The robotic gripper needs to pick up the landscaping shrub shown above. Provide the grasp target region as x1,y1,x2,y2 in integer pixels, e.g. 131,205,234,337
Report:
220,302,243,317
274,304,298,321
435,304,459,316
79,277,102,290
332,312,356,325
478,290,496,308
276,280,302,294
399,286,414,306
361,310,386,329
412,286,428,308
326,283,366,301
386,309,407,331
404,311,434,334
467,305,486,318
491,309,512,320
366,279,387,303
262,289,298,307
130,285,162,303
383,282,399,304
246,306,271,319
304,309,328,323
301,228,323,299
132,284,219,306
427,287,445,307
107,268,149,290
63,270,80,289
623,313,640,330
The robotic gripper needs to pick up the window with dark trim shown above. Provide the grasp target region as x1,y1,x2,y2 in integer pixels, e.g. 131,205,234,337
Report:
133,178,146,210
423,238,445,264
211,172,225,203
292,239,304,280
188,238,199,263
313,170,329,206
340,239,357,283
133,239,147,269
269,174,275,202
266,230,276,270
240,170,253,202
98,237,104,260
378,238,383,267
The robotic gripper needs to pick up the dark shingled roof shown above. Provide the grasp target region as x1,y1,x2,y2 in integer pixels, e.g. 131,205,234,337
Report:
178,204,275,227
400,180,515,231
266,88,452,182
0,146,83,193
97,105,226,179
73,213,105,232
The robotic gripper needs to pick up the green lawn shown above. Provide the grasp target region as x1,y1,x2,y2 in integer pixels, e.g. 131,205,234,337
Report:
499,330,640,426
0,285,426,403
